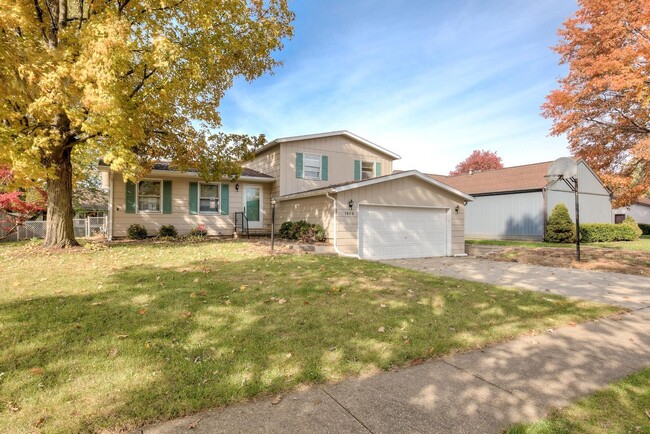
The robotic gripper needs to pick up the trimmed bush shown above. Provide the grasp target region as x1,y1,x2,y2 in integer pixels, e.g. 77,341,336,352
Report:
158,225,178,238
639,223,650,236
189,224,208,237
544,203,575,243
579,223,637,242
622,216,642,239
279,220,327,243
127,224,148,240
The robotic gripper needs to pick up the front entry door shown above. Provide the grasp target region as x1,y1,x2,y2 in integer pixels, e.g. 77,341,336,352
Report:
244,185,262,229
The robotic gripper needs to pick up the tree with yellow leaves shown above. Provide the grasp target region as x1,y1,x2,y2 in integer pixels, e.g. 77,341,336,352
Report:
543,0,650,207
0,0,293,247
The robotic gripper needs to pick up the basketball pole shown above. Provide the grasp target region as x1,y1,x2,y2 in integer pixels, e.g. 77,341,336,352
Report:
574,178,580,262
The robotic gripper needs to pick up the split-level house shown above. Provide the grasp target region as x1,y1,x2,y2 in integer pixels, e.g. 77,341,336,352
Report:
100,131,472,259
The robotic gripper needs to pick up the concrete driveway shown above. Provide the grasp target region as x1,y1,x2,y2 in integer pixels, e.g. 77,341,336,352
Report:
384,257,650,311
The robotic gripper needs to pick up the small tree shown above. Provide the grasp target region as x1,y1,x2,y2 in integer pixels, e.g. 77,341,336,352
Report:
545,203,576,243
622,216,642,239
0,167,47,239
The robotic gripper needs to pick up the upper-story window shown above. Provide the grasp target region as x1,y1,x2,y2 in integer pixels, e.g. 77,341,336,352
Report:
138,180,162,212
362,161,375,180
199,183,220,213
303,153,322,179
355,160,382,181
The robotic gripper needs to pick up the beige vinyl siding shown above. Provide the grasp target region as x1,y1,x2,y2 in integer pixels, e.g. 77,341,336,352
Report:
244,147,281,197
111,173,272,237
275,175,467,257
280,135,395,195
275,195,334,238
335,176,466,256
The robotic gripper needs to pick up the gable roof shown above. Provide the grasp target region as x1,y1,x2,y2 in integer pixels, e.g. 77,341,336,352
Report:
276,170,474,202
256,130,401,160
429,161,555,195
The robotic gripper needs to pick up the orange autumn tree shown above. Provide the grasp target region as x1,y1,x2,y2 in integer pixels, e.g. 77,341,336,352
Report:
543,0,650,206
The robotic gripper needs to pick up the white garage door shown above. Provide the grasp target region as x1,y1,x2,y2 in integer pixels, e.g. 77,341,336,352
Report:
359,206,448,260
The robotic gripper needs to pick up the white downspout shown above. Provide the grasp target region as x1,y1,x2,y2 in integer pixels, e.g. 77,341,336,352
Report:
326,192,359,258
108,171,114,241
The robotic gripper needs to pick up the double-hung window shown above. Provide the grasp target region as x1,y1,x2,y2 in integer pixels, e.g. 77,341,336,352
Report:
199,184,220,213
361,161,375,180
138,180,162,212
303,153,322,179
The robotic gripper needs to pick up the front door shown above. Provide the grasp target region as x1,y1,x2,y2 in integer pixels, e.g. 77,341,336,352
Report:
244,185,262,229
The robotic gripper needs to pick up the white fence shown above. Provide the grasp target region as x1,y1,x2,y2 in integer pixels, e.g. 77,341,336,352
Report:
1,217,107,241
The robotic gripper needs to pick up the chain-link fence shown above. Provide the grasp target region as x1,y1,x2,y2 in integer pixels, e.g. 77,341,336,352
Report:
1,217,107,242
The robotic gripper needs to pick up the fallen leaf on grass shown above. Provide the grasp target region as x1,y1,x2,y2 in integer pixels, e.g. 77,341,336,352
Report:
380,303,387,309
108,348,118,358
271,395,283,405
410,358,424,366
92,302,103,306
182,312,193,318
116,334,129,339
644,409,650,420
193,278,200,283
240,285,248,291
139,308,148,315
30,367,44,376
278,298,287,304
377,326,385,333
34,416,47,428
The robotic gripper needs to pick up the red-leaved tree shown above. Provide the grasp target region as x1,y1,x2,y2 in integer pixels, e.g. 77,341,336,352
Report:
449,150,503,176
0,167,47,239
543,0,650,206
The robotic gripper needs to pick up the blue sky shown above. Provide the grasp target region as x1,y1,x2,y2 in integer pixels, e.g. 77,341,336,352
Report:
219,0,578,175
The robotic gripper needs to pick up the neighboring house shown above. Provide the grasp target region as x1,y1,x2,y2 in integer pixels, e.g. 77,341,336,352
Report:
99,131,472,259
613,198,650,225
73,187,109,218
430,160,612,241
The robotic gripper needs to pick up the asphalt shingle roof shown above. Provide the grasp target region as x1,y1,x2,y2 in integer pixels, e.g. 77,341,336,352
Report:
428,161,554,195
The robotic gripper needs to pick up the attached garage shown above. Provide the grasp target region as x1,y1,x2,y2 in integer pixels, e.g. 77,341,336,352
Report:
359,205,449,259
276,170,473,260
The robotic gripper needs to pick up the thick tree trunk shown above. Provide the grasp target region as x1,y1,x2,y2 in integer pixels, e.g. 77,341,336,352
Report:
43,146,79,248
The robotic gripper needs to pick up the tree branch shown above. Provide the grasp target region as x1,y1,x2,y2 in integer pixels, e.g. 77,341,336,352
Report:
129,66,157,99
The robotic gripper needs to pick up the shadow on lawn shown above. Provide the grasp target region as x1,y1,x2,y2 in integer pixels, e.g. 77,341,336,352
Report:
0,253,622,432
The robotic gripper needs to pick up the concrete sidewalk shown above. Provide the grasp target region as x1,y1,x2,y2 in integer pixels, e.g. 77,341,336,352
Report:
139,259,650,434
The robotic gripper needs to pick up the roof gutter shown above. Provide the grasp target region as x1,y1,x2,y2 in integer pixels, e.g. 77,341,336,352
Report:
326,192,359,259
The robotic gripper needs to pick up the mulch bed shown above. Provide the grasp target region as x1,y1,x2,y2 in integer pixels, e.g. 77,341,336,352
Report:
489,246,650,277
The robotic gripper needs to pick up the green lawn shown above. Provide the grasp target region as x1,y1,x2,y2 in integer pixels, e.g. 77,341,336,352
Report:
0,240,620,433
467,238,650,252
508,368,650,434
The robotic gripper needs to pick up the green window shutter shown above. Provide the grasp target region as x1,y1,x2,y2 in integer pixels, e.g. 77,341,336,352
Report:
162,180,172,214
321,155,328,181
296,152,303,179
125,181,136,213
189,182,198,215
375,162,382,177
220,184,229,215
354,160,361,181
